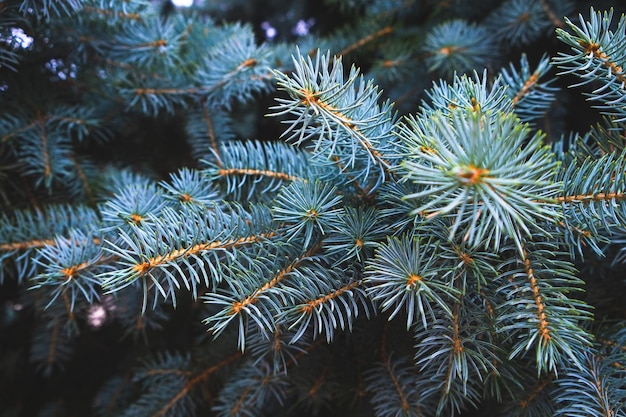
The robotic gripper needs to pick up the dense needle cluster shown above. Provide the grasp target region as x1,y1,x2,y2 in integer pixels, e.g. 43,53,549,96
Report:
1,1,626,417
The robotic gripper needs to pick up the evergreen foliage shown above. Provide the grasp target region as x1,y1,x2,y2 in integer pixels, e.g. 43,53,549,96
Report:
2,1,626,416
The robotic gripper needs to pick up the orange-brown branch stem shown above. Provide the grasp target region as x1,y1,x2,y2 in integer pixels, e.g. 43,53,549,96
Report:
133,232,275,276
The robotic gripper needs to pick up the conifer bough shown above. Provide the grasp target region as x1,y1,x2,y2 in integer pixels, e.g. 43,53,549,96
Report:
1,2,626,417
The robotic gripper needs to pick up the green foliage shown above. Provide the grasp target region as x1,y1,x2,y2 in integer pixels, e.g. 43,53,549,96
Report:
2,1,626,417
555,7,626,121
397,104,559,252
423,19,497,78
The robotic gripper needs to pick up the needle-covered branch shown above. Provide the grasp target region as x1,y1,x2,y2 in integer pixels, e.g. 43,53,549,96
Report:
270,49,399,190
